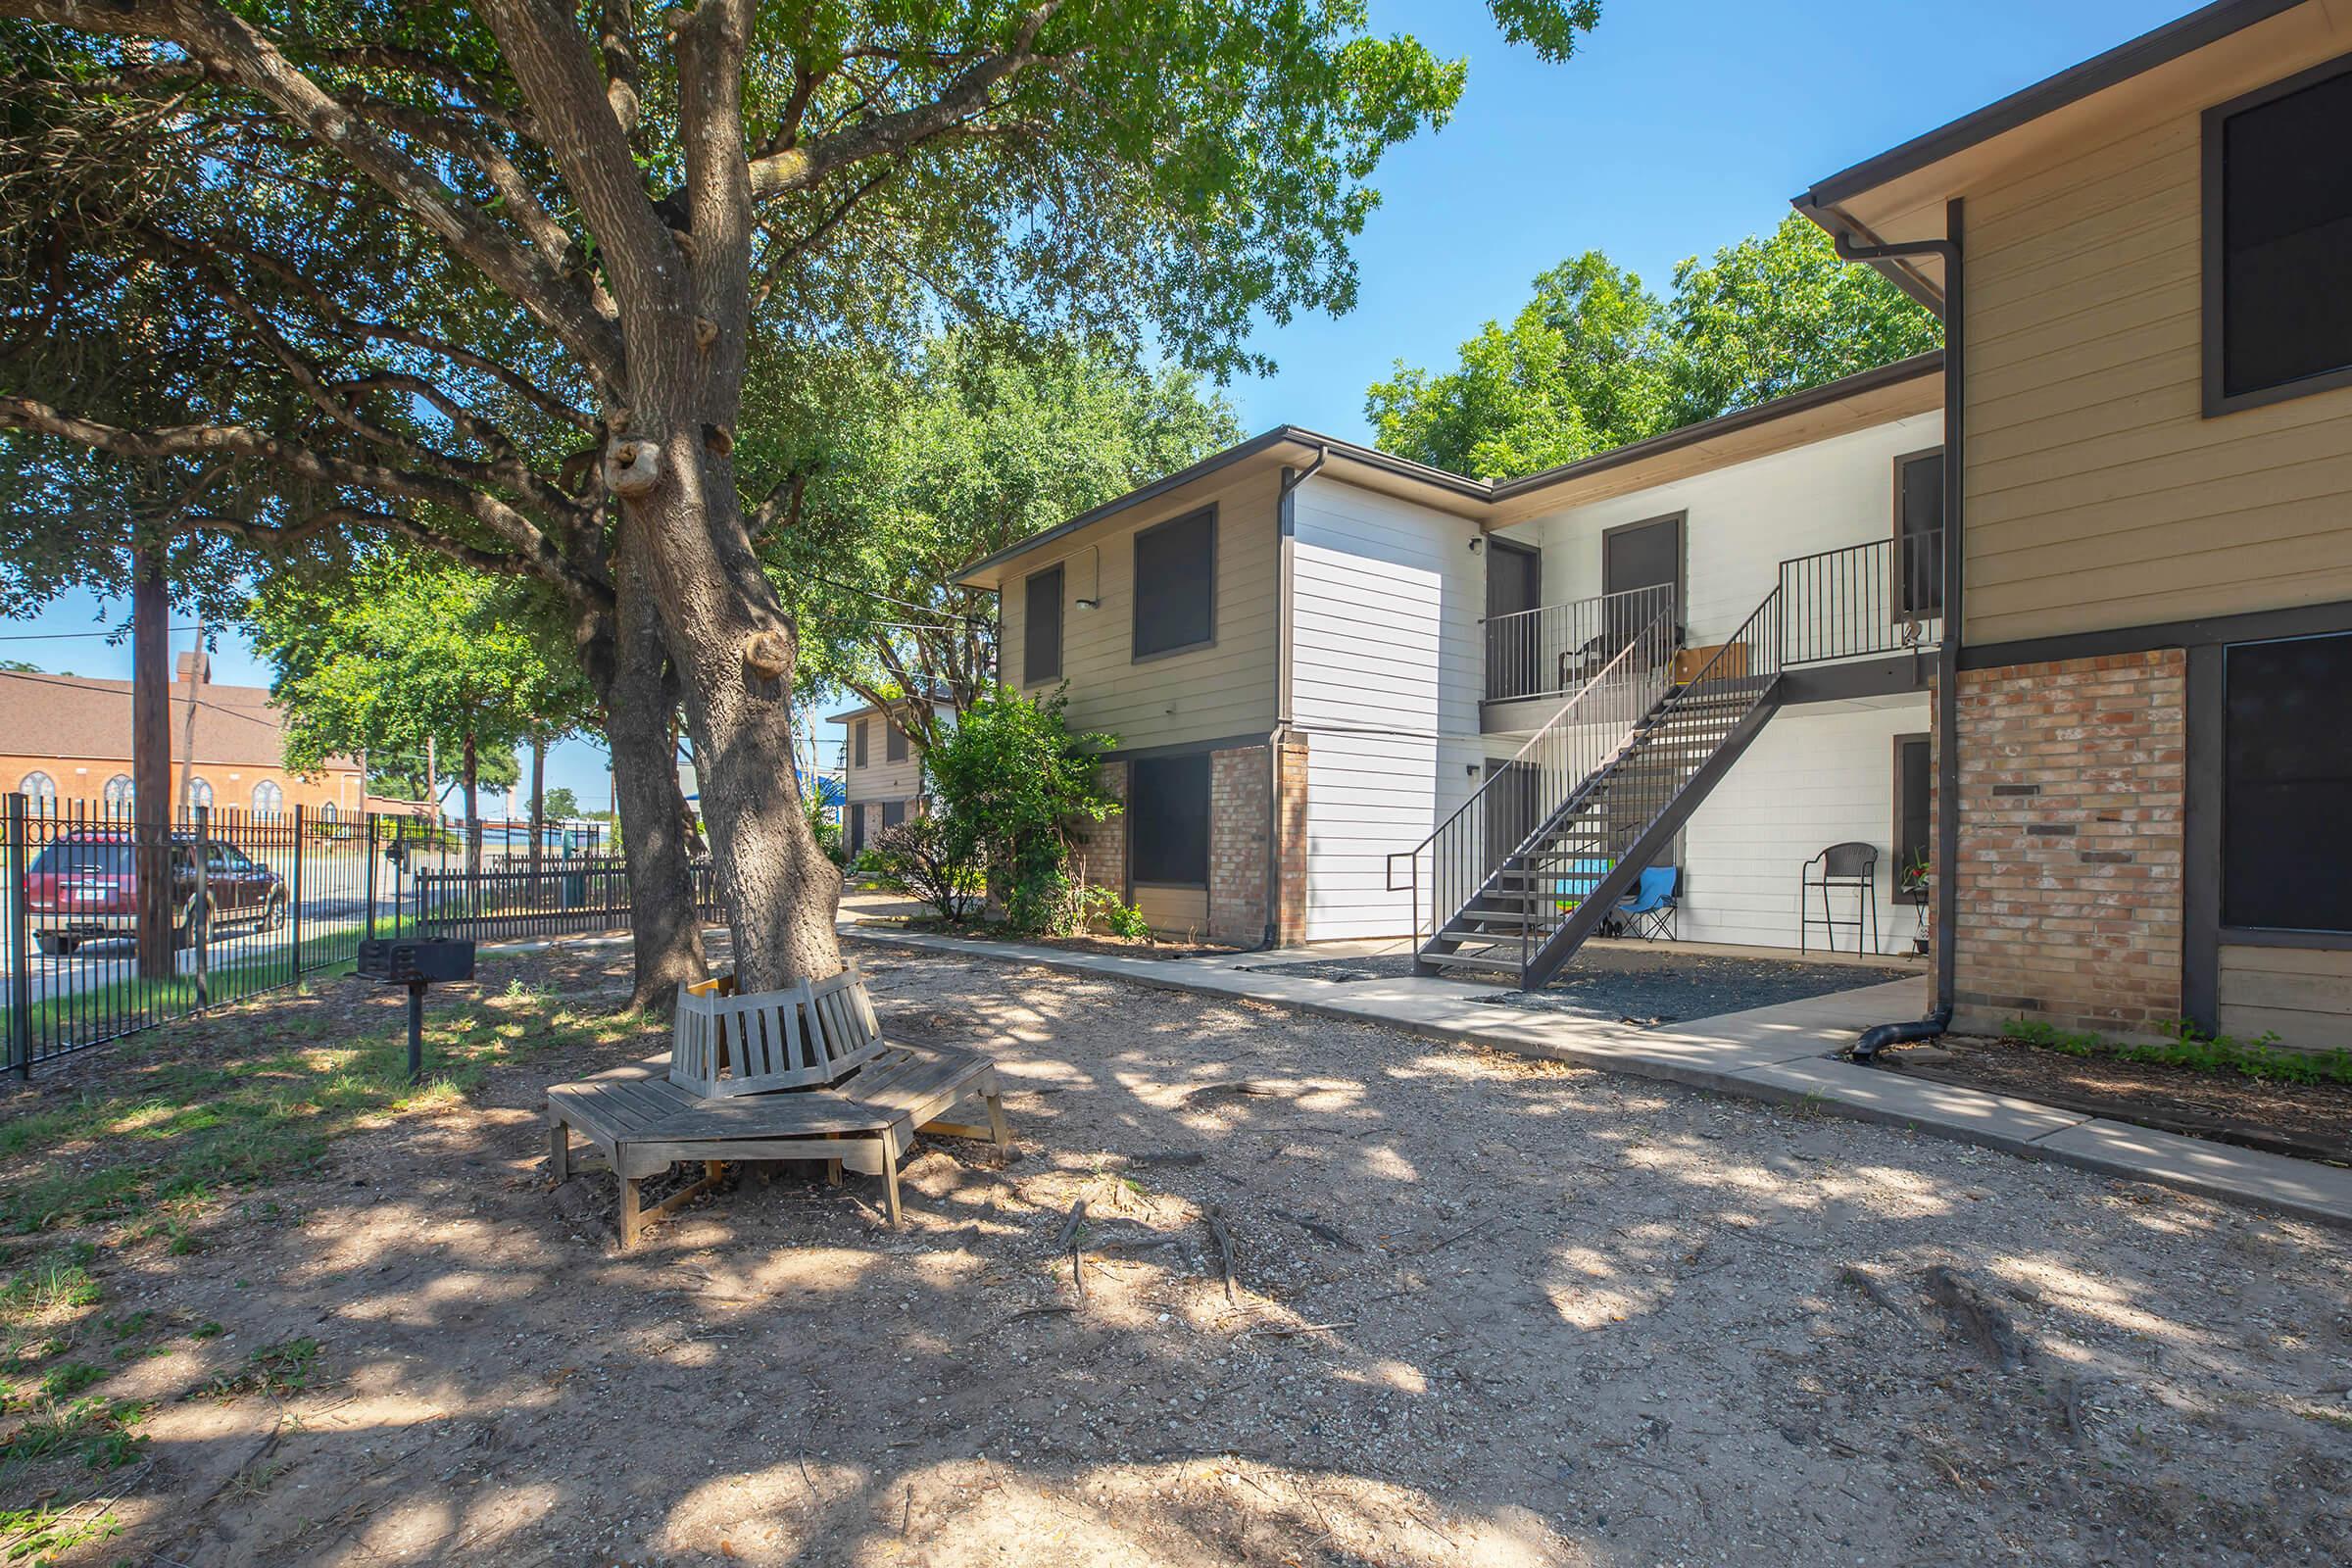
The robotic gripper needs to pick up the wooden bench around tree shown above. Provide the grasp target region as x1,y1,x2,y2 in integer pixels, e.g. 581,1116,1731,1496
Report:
547,1031,1010,1247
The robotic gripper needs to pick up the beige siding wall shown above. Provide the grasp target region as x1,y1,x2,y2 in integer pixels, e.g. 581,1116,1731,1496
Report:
1965,92,2352,645
2218,945,2352,1053
999,467,1280,751
843,736,921,806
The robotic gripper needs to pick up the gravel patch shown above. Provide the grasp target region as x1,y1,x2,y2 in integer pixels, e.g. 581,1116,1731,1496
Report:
1248,946,1897,1025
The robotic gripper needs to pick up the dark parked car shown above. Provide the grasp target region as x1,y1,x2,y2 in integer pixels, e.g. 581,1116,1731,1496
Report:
23,831,287,957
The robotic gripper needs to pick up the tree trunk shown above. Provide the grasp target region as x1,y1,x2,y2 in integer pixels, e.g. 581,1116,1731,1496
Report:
131,554,173,980
529,733,545,878
631,467,841,993
462,732,481,876
582,564,710,1011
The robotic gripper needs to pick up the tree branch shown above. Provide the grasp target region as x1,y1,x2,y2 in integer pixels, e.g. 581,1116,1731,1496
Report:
0,0,627,388
745,1,1065,200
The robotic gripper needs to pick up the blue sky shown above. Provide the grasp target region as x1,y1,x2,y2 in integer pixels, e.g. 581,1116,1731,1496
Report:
0,0,2192,807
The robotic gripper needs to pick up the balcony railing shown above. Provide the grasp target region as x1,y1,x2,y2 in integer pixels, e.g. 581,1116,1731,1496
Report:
1485,583,1677,705
1778,531,1943,666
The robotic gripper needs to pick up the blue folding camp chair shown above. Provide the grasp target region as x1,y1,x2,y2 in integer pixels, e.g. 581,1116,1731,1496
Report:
1613,866,1680,941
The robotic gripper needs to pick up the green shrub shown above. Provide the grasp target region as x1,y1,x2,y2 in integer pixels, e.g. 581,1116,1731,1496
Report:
866,814,984,921
2003,1015,2352,1085
1077,887,1152,941
920,688,1121,933
807,802,847,867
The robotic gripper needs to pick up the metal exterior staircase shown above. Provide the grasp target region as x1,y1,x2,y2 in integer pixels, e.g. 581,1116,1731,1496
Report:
1390,587,1786,990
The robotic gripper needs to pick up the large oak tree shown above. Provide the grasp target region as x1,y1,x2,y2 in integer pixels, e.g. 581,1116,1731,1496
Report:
0,0,1601,995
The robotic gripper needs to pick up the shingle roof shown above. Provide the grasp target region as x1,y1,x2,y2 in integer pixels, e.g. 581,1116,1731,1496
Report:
0,671,357,771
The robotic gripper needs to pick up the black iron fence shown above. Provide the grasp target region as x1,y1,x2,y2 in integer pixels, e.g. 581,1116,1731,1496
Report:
2,795,659,1075
412,856,722,943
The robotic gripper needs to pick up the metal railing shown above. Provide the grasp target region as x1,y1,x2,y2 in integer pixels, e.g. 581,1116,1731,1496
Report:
1485,583,1679,704
412,855,722,943
1778,530,1943,666
1392,593,1681,953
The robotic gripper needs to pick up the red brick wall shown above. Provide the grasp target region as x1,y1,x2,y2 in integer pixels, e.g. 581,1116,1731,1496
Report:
1946,650,2185,1036
1274,737,1309,946
1209,745,1270,946
1072,760,1128,894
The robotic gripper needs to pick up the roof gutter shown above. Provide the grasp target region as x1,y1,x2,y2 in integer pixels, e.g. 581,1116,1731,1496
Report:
1834,207,1966,1054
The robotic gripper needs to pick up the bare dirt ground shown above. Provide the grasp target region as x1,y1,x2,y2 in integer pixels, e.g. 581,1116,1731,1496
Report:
13,939,2352,1566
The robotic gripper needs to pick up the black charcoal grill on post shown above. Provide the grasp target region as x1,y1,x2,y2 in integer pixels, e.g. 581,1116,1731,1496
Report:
357,938,477,1083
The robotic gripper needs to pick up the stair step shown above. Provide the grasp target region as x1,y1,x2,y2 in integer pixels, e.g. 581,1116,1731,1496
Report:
1418,948,1525,974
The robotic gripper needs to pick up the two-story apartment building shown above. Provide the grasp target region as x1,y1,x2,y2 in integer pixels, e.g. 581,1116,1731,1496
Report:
956,353,1947,958
1794,0,2352,1049
829,697,955,856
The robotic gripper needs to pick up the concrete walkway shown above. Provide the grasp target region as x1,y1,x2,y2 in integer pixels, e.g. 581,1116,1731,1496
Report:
841,921,2352,1231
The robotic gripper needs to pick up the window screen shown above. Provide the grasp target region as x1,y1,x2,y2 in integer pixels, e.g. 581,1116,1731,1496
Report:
1025,564,1063,684
2224,632,2352,931
885,719,907,764
881,799,907,829
854,719,868,768
2212,60,2352,405
1894,451,1945,616
1133,509,1216,658
1894,737,1933,889
1129,754,1210,886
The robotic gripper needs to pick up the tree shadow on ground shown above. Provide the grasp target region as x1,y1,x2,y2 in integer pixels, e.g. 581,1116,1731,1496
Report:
3,940,2348,1566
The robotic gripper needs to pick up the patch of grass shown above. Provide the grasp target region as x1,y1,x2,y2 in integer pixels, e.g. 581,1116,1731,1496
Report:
97,1312,149,1343
2003,1016,2352,1085
196,1337,320,1400
0,1395,149,1470
0,1253,102,1324
34,1363,104,1402
188,1321,223,1340
2,981,652,1236
0,1498,122,1564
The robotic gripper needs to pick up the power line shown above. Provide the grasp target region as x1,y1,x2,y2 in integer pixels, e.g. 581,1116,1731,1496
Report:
0,623,206,643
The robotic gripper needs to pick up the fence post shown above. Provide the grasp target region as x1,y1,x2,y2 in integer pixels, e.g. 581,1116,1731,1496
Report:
193,803,211,1009
290,804,306,977
365,812,378,943
8,793,28,1079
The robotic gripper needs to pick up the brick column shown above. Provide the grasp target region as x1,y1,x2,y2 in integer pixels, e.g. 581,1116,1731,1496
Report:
1273,737,1309,946
1208,745,1270,946
1944,650,2185,1037
1073,760,1129,894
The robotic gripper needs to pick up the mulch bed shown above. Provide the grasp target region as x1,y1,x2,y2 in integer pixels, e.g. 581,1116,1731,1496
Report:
887,917,1234,961
1880,1035,2352,1165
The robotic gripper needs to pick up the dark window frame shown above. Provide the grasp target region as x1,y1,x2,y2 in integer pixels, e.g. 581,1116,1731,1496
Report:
1891,732,1934,894
885,716,908,764
853,717,868,768
2219,629,2352,938
1891,446,1947,619
1024,564,1064,686
1130,506,1219,663
2201,50,2352,416
881,799,908,829
1127,752,1211,888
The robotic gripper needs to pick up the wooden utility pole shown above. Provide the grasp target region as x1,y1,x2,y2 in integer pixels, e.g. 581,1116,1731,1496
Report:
177,618,205,814
529,732,546,876
131,555,172,979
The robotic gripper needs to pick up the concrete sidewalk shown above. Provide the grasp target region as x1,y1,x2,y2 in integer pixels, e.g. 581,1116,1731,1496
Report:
842,921,2352,1231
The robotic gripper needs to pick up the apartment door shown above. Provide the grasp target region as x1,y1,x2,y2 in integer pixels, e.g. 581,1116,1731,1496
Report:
1602,513,1683,644
1486,538,1543,698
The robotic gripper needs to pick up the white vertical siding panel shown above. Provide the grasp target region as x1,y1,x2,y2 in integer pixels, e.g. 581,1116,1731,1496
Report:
1288,476,1486,939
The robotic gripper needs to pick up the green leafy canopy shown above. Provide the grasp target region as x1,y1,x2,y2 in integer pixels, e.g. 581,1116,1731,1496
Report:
1367,214,1942,479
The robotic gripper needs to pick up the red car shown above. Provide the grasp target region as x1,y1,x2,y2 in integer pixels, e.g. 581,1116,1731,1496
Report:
24,831,288,957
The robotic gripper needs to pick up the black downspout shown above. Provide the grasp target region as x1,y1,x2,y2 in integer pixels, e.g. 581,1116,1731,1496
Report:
1838,202,1965,1060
